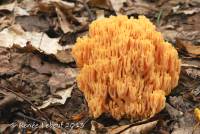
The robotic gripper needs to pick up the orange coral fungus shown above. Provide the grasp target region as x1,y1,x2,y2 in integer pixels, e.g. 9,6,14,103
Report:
72,15,181,120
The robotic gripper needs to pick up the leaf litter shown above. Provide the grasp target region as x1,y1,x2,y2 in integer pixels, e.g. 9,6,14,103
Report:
0,0,200,133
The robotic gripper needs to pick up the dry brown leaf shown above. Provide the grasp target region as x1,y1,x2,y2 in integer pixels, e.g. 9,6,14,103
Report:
18,0,38,13
55,7,73,33
91,120,107,133
0,24,74,63
185,68,200,79
109,121,158,134
48,68,78,91
96,10,105,19
176,39,200,57
181,59,200,69
109,0,126,14
0,124,10,133
89,0,109,9
27,55,62,74
55,49,74,63
37,86,73,109
165,103,183,119
172,127,200,134
0,16,13,31
38,0,74,13
0,2,16,12
14,6,30,16
121,0,157,16
15,15,50,32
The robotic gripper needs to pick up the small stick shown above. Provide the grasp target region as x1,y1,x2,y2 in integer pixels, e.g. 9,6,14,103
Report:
82,0,95,21
16,112,42,123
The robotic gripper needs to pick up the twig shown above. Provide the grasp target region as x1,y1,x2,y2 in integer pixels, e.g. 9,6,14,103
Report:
82,0,95,21
0,85,50,123
16,112,42,123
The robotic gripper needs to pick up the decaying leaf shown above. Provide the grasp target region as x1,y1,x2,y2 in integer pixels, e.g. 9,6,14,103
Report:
89,0,109,9
55,49,74,63
0,1,16,12
96,10,105,19
109,120,158,134
55,7,73,33
91,120,107,133
185,68,200,79
14,6,30,16
0,24,73,63
121,0,157,16
0,16,13,30
172,127,200,134
165,103,183,119
15,15,50,32
176,39,200,57
121,121,158,134
37,86,73,109
109,0,126,14
37,68,77,109
38,0,75,13
26,54,62,74
0,124,10,133
48,68,78,92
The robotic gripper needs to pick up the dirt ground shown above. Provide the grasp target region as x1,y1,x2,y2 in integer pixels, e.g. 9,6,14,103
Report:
0,0,200,134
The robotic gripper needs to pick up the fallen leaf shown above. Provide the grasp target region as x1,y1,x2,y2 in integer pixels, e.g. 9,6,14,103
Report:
0,2,16,12
107,120,158,134
110,121,158,134
89,0,109,9
165,103,183,119
96,10,105,19
158,25,178,43
71,112,87,121
48,68,78,92
109,0,126,14
0,47,18,76
185,68,200,79
192,85,200,97
181,63,199,69
172,127,200,134
0,124,10,133
0,16,13,30
55,49,74,63
14,6,29,16
38,0,75,13
15,15,50,32
0,24,74,63
176,39,200,57
37,86,73,109
26,54,62,74
121,0,157,16
18,0,38,14
91,120,107,133
173,5,200,15
55,7,73,33
181,58,200,69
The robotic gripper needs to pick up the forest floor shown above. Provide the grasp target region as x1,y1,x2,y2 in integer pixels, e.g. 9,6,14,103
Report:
0,0,200,133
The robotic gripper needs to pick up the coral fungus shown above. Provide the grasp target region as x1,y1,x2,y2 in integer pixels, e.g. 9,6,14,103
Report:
72,15,181,120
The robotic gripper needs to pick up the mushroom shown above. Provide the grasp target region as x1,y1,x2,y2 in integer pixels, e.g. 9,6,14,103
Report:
72,15,181,120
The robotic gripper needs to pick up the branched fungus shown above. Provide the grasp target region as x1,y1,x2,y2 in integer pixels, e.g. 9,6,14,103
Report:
72,15,181,120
